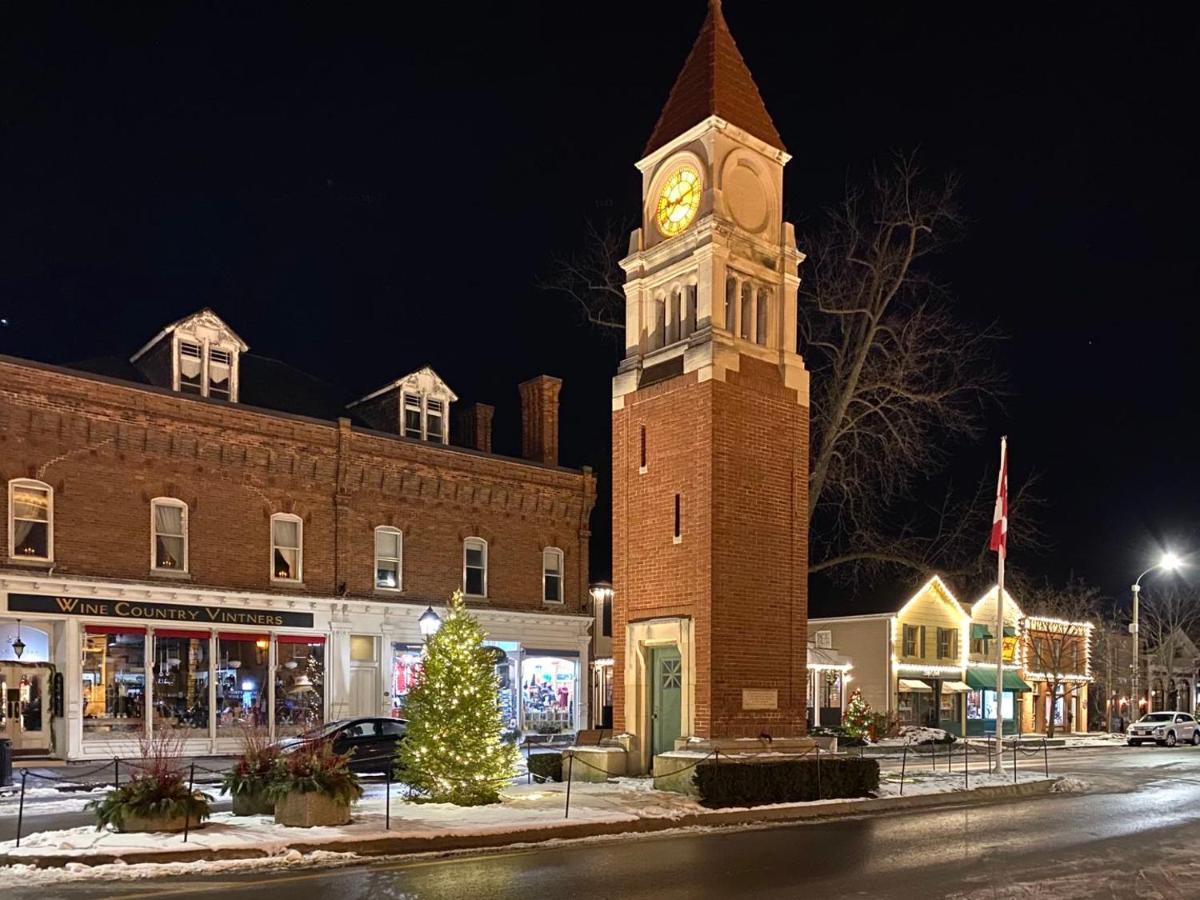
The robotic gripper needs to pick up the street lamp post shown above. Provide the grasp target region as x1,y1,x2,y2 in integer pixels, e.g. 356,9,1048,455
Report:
418,606,443,641
1131,552,1183,718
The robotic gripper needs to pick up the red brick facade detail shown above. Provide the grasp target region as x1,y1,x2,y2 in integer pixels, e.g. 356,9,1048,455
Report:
457,402,495,454
0,358,595,614
518,375,562,467
613,355,808,738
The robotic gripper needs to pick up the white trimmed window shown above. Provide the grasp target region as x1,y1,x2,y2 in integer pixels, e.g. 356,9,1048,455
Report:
208,347,232,400
151,498,188,572
402,392,449,444
175,338,238,401
271,514,303,582
178,341,203,394
542,547,564,604
426,398,445,443
375,526,403,591
8,479,53,561
463,537,487,597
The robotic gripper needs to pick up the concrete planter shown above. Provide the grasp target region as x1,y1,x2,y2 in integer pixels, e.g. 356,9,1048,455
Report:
273,791,352,828
118,811,192,833
231,786,275,816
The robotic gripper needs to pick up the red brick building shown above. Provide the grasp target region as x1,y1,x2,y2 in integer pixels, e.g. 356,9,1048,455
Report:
612,3,810,771
0,308,596,759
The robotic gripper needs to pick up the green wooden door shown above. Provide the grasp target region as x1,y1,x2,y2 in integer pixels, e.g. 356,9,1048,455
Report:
651,645,682,757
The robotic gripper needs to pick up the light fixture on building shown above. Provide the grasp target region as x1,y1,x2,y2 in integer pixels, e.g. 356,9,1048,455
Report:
11,619,25,660
418,606,442,639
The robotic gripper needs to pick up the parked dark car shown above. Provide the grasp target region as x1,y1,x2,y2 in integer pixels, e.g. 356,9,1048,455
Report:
276,717,408,772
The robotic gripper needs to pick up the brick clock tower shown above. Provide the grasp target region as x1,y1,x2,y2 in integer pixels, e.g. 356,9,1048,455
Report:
612,0,810,772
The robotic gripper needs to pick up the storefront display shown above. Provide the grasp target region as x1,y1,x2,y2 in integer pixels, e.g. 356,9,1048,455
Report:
152,631,210,735
486,641,519,733
215,634,269,734
391,643,424,718
82,627,146,735
276,636,325,736
522,656,576,734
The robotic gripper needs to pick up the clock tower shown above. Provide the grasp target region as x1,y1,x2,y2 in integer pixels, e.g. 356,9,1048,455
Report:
612,0,810,772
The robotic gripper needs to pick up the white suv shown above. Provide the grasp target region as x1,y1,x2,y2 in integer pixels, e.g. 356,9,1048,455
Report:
1127,712,1200,747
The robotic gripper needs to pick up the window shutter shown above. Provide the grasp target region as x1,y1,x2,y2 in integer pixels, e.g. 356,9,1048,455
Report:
919,625,926,659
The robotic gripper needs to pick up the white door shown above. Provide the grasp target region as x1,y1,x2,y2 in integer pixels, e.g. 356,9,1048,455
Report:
349,666,378,718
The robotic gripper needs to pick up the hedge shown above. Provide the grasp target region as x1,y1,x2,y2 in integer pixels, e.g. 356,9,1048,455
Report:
527,751,563,783
693,756,880,808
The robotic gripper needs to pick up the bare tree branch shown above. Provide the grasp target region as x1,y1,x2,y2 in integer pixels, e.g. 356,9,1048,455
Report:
1022,577,1102,737
537,218,632,337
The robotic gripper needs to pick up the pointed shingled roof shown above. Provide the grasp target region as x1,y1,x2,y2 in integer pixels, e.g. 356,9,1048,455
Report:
643,0,785,157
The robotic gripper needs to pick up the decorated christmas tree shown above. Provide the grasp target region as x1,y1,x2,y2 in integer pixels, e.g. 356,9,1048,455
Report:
397,592,519,805
842,687,873,741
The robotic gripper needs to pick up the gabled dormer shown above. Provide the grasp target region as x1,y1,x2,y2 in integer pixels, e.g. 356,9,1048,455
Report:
131,308,248,402
349,365,458,444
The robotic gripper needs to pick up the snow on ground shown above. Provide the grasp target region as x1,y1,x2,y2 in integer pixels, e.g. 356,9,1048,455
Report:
874,770,1051,797
0,785,111,816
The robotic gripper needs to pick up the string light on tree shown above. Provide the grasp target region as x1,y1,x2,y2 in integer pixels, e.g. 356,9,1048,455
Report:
397,591,519,805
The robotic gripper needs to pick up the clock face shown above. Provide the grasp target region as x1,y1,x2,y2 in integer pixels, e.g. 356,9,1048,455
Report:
655,165,701,236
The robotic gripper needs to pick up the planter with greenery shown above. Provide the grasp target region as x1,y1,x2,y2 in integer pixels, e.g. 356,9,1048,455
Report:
222,728,280,816
526,751,563,783
87,734,211,833
266,739,363,827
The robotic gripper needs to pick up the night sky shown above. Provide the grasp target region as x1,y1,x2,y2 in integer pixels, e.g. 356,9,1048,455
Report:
3,3,1198,614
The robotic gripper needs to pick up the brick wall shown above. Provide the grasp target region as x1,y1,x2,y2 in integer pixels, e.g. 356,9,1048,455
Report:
0,357,596,615
613,354,808,739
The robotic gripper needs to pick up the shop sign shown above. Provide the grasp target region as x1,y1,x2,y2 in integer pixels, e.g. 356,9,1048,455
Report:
6,593,314,629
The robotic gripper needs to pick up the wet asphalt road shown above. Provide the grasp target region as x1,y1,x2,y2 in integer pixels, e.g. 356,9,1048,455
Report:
5,745,1200,899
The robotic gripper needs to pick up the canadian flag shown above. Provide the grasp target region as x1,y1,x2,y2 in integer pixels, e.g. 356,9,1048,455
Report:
989,436,1008,557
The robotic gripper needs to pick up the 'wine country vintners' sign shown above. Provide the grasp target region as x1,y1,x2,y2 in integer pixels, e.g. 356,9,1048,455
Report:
6,593,314,629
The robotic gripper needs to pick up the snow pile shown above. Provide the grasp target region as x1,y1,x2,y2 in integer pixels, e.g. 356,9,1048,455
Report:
875,726,952,746
874,770,1051,797
1051,777,1089,793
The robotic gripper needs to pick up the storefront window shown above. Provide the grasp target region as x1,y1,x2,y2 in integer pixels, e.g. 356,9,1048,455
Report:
82,628,146,736
486,642,519,733
275,637,325,736
982,689,1014,721
153,631,210,735
522,656,575,734
216,634,269,734
391,643,424,718
0,622,49,662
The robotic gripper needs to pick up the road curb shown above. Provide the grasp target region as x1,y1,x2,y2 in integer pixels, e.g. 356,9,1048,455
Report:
0,778,1060,869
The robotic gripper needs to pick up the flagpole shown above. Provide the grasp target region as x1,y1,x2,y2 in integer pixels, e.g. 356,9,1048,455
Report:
993,435,1008,774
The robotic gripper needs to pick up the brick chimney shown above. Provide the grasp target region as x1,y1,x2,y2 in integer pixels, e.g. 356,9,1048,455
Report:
518,375,562,466
457,402,495,454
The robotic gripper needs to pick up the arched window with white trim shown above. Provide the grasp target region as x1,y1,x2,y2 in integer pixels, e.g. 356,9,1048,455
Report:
756,288,769,346
543,547,564,604
271,513,303,582
151,497,188,572
8,479,52,561
375,526,403,591
463,537,487,597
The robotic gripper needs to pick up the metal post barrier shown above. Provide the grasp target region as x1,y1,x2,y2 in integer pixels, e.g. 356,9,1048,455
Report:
963,740,968,790
16,769,28,848
815,747,822,800
930,741,936,773
182,762,196,843
1043,737,1049,778
564,752,574,819
1012,735,1018,784
386,763,392,830
114,757,120,790
986,736,992,769
899,742,908,796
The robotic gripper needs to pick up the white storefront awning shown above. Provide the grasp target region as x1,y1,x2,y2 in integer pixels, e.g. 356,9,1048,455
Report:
899,678,932,692
942,681,971,693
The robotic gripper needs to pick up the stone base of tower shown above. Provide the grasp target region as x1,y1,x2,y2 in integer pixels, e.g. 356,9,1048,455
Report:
650,736,821,795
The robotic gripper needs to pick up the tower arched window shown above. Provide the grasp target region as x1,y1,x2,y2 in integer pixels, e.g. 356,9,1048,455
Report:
725,276,737,333
740,281,753,339
684,284,697,338
756,288,769,346
668,288,682,344
653,297,666,350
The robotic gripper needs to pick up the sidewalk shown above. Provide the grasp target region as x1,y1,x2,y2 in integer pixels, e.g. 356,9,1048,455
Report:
0,773,1073,873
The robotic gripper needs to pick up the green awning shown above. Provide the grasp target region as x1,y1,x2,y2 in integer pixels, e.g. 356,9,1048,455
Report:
965,668,1031,693
970,624,992,640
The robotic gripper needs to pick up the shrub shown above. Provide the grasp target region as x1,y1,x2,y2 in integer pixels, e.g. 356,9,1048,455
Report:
265,739,364,806
527,751,563,783
87,732,210,831
693,757,880,808
222,727,280,798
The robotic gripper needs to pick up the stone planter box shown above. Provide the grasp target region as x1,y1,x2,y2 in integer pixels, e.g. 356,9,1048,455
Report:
118,811,193,833
274,791,351,827
231,786,275,816
565,746,627,783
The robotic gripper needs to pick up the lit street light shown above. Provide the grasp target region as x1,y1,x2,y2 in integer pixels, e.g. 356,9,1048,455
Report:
1131,551,1185,714
418,605,443,640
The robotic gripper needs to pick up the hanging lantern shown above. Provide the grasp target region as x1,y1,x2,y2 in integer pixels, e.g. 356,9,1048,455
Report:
11,619,25,660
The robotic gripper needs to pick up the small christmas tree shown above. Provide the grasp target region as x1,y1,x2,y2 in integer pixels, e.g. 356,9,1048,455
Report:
398,592,519,805
842,687,873,741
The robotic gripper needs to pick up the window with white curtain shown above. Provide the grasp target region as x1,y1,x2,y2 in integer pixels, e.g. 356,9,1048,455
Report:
8,479,52,561
542,547,564,603
151,498,188,572
375,526,403,590
271,514,303,582
464,537,487,597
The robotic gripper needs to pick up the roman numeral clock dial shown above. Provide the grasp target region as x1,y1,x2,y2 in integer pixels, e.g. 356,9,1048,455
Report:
655,165,701,236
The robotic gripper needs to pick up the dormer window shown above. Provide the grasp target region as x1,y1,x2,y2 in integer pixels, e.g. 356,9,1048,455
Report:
400,392,449,443
131,309,247,403
349,366,458,444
